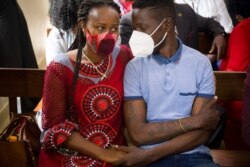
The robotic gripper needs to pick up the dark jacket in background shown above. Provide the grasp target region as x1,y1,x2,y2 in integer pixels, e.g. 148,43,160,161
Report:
120,3,225,50
0,0,38,68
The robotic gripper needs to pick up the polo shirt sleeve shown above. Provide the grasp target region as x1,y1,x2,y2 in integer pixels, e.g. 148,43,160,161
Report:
124,61,143,100
197,58,215,98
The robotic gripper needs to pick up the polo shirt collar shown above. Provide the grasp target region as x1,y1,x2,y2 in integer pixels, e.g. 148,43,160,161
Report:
153,38,183,64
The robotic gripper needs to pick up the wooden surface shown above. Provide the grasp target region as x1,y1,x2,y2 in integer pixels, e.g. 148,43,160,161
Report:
211,149,250,167
0,68,45,114
214,71,247,101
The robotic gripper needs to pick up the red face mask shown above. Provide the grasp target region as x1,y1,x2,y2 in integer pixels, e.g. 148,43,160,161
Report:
86,30,118,57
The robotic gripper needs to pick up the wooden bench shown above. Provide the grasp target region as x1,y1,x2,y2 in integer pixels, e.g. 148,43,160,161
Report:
0,69,249,166
0,68,45,116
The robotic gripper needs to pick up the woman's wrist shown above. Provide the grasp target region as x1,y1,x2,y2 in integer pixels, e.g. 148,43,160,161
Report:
93,147,108,161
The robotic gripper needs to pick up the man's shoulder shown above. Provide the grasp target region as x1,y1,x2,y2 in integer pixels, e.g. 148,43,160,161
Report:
181,44,208,61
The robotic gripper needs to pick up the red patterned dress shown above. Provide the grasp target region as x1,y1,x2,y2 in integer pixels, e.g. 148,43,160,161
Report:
38,45,133,167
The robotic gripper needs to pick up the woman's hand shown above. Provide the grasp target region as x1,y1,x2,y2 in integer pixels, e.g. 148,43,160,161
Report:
99,148,127,166
114,145,154,167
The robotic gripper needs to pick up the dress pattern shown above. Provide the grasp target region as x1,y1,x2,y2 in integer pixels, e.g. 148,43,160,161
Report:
81,85,121,122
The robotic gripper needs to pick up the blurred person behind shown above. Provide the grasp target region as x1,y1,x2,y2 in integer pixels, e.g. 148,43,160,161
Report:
0,0,39,112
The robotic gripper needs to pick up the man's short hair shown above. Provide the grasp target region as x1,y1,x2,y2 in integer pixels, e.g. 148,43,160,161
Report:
132,0,176,22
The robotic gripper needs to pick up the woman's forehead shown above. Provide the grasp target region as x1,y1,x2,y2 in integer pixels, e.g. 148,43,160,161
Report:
87,6,120,23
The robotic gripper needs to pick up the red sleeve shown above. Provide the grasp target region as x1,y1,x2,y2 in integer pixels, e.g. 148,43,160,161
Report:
41,62,78,150
119,44,134,65
221,19,250,71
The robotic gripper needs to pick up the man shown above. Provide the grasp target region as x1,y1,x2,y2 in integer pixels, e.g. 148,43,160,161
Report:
120,3,227,62
121,0,219,166
225,0,250,25
175,0,233,33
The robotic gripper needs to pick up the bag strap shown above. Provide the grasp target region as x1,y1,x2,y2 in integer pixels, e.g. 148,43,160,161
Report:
0,114,36,141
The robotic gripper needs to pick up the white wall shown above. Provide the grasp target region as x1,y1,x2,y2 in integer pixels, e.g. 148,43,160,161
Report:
18,0,50,69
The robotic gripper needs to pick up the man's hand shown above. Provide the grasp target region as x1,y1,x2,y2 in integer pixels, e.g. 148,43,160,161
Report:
209,34,227,60
197,96,220,131
114,145,153,167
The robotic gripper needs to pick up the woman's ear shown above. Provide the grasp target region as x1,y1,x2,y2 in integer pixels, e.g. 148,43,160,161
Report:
79,21,86,34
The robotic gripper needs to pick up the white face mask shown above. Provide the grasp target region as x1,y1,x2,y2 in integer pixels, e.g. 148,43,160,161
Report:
129,18,168,57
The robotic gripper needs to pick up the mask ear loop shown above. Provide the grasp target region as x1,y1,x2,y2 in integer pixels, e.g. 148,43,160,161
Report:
149,18,168,48
154,31,168,48
150,18,167,36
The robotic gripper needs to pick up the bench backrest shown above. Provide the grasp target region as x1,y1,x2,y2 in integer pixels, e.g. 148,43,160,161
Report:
0,68,45,114
214,71,247,101
0,68,246,113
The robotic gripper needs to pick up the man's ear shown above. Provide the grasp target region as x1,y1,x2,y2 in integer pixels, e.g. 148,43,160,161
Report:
164,17,174,31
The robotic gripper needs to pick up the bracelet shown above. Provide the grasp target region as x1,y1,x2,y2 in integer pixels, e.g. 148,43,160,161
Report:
178,119,188,133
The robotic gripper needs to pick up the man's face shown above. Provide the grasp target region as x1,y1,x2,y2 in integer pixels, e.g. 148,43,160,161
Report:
132,8,166,49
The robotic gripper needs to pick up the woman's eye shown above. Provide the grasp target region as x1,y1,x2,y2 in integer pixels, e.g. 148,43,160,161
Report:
97,27,104,32
111,27,118,32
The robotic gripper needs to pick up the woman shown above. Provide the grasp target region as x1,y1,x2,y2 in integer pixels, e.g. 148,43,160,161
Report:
46,0,82,65
38,0,133,166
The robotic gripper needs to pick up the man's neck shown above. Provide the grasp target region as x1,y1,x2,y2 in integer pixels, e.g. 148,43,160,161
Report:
159,34,179,59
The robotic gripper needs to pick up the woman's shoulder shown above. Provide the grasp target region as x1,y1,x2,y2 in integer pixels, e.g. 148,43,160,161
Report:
48,50,77,69
117,44,133,64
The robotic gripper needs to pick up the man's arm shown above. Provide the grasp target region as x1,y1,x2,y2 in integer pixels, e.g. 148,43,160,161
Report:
196,12,227,59
124,96,219,146
120,97,219,166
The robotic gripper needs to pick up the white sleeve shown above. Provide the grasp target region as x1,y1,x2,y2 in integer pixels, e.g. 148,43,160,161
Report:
45,28,67,66
216,0,234,33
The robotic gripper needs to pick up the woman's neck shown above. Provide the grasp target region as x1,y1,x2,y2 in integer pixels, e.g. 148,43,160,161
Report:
82,46,102,63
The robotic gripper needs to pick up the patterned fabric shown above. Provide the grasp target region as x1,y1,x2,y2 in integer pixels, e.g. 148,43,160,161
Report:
38,45,133,167
113,0,132,15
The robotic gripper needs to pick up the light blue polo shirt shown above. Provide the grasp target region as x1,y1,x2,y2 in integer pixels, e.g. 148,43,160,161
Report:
124,39,215,154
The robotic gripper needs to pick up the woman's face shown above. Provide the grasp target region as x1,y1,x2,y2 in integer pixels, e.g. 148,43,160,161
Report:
83,6,120,36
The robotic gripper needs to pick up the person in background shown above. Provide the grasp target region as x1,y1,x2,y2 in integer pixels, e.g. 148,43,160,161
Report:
0,0,39,112
119,0,220,166
224,0,250,26
175,0,233,34
113,0,133,15
119,3,227,65
242,65,250,147
219,18,250,150
46,0,83,65
220,18,250,71
38,0,134,166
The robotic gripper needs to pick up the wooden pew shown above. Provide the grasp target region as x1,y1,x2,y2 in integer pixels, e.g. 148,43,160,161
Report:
0,69,249,166
214,71,246,101
0,68,45,116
